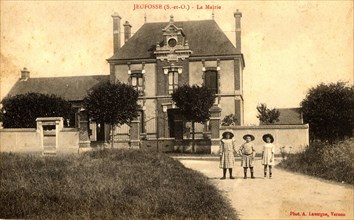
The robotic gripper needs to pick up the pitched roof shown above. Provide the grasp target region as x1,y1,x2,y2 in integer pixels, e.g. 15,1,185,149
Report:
274,108,303,125
7,75,110,101
108,20,239,60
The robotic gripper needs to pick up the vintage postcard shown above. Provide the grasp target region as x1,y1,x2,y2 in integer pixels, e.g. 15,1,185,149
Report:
1,1,353,219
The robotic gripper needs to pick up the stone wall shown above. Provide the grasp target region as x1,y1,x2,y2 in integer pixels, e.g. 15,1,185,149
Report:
58,128,80,154
0,128,80,154
0,128,41,153
140,138,211,153
220,124,309,155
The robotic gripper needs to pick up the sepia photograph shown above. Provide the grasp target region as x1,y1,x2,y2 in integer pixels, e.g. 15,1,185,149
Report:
0,1,353,219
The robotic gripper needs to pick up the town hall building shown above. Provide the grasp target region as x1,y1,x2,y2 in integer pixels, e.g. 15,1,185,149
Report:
108,11,245,143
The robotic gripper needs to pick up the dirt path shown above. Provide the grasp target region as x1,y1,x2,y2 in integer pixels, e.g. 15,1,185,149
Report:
178,159,353,220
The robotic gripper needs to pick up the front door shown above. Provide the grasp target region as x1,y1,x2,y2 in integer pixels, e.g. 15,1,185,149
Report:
96,122,105,142
167,109,183,139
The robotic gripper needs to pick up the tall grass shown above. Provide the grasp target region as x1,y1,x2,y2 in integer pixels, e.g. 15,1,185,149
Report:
0,149,237,219
277,138,354,184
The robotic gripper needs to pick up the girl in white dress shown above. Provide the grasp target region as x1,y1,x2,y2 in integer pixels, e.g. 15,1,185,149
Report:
262,134,275,179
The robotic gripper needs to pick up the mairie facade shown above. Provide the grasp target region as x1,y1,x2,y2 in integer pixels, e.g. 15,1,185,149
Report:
108,12,245,143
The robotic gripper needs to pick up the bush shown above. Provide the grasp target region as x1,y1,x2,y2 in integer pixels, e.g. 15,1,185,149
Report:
256,103,280,125
277,139,354,184
0,93,73,128
172,85,215,152
301,82,354,142
83,81,139,147
221,114,238,126
0,150,237,219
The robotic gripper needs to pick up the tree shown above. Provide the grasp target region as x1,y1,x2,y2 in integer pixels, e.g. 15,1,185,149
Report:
172,85,216,152
221,114,238,126
301,82,354,143
0,93,72,128
83,81,139,148
256,103,280,125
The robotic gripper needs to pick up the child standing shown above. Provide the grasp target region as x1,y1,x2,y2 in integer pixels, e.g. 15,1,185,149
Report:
219,130,237,180
262,134,275,179
239,134,256,179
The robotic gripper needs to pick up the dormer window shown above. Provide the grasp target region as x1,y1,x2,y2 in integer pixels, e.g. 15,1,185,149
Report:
154,16,192,61
168,38,177,47
130,72,144,96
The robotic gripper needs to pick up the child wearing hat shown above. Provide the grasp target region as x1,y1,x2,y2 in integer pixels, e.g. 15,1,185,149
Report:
219,130,237,180
239,134,256,179
262,134,275,178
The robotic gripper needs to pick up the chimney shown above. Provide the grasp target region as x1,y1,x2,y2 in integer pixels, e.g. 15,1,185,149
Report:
20,67,30,80
112,12,121,54
123,21,132,43
234,9,242,53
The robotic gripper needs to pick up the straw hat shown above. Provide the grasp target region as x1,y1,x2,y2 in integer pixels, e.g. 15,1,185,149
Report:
243,134,255,141
222,130,234,139
262,134,274,143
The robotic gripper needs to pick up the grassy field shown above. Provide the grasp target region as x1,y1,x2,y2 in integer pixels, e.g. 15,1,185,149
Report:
0,149,237,219
277,138,354,184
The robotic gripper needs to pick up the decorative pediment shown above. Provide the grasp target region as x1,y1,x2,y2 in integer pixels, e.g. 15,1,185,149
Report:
163,23,183,36
154,15,192,62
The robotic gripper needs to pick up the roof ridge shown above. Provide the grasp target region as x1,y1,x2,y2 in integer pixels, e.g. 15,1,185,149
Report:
23,74,109,80
144,19,215,24
277,107,301,109
7,74,110,101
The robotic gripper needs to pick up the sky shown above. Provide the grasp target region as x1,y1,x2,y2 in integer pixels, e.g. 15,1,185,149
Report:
1,1,353,125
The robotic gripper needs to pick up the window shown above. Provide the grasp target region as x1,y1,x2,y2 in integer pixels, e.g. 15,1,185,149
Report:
168,71,178,94
168,38,177,47
139,110,145,133
204,70,218,94
131,73,144,95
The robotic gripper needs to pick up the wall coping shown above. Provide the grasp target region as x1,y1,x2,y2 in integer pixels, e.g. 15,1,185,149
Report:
143,137,175,141
0,128,37,132
0,127,79,132
142,138,209,142
61,128,79,132
36,117,64,121
221,124,309,130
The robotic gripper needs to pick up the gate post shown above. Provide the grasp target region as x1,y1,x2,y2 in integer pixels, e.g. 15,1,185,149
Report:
78,109,91,148
209,105,222,154
36,117,64,155
129,111,141,149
